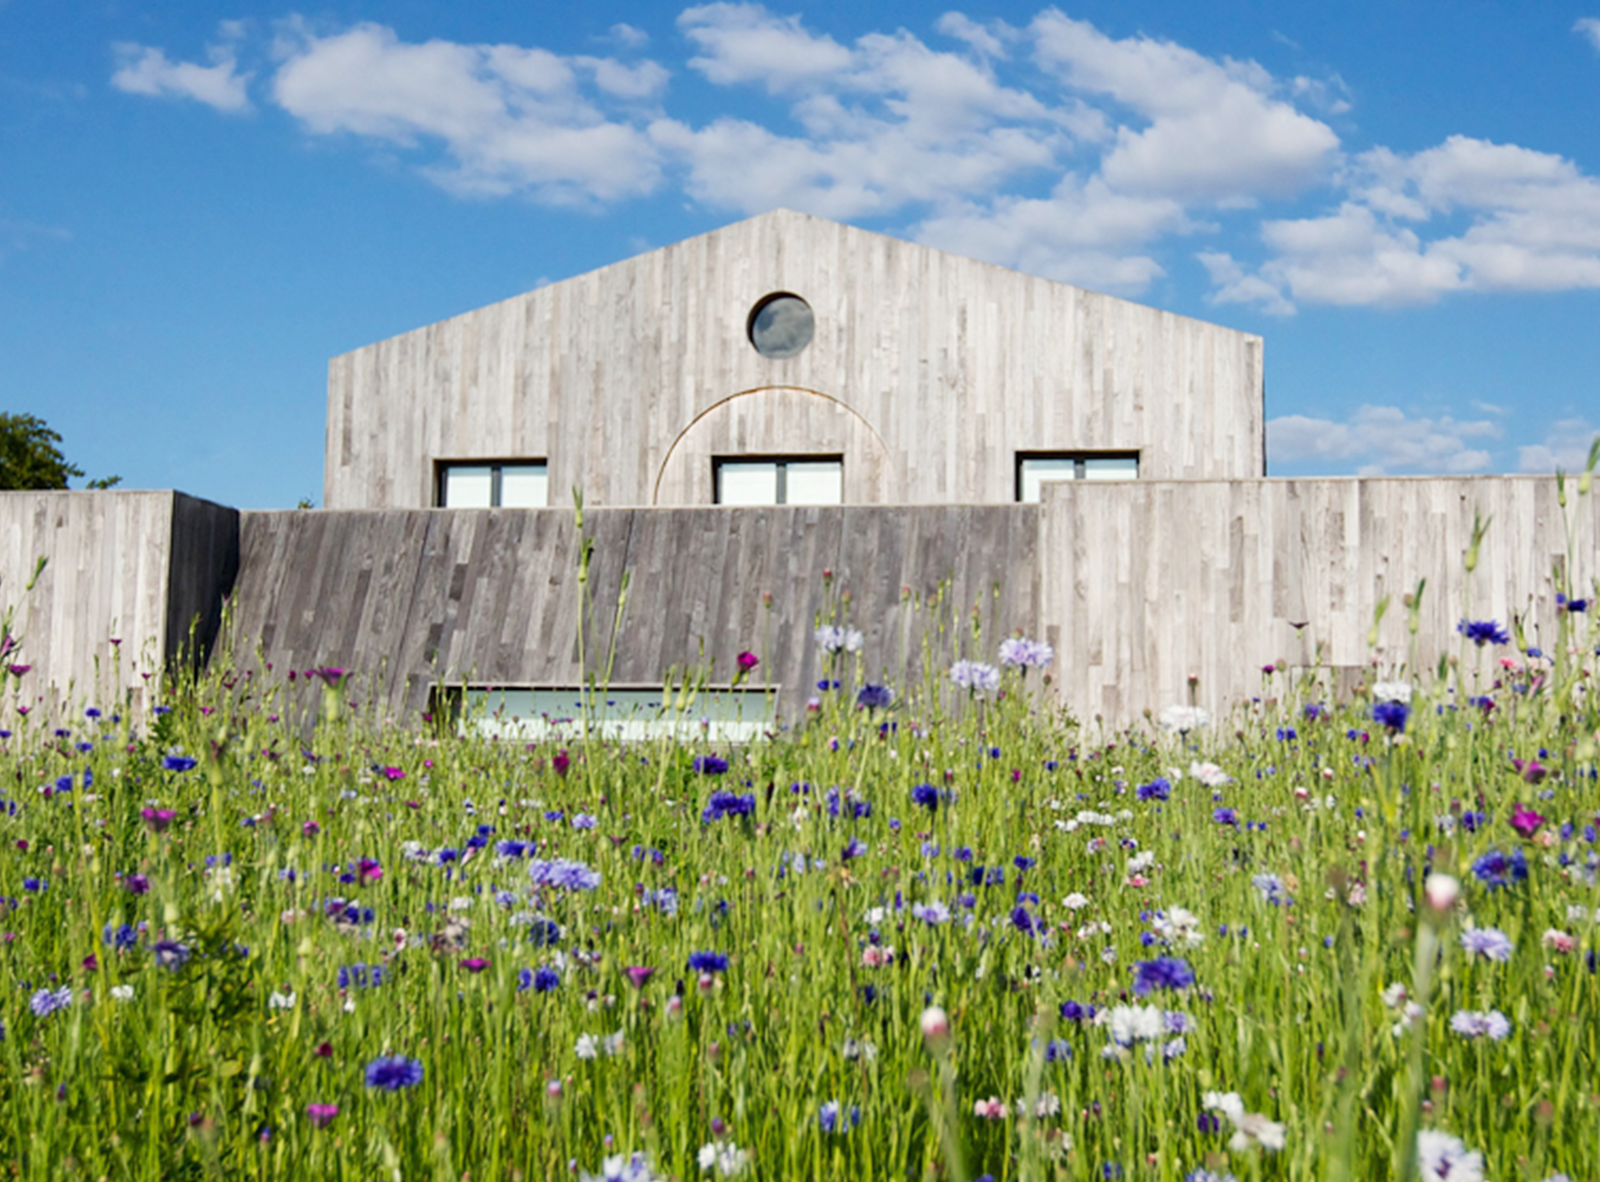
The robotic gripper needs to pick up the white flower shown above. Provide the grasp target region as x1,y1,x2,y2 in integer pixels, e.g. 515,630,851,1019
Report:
1203,1091,1246,1123
1160,705,1210,733
268,990,297,1010
1105,1004,1164,1045
949,660,1001,693
1380,983,1409,1009
1417,1130,1485,1182
1152,907,1205,948
1189,760,1231,787
1372,680,1412,703
1062,892,1090,910
697,1143,749,1177
1229,1112,1286,1152
1424,874,1461,912
1126,851,1155,874
575,1034,600,1060
1014,1090,1061,1117
109,984,135,1002
814,626,863,654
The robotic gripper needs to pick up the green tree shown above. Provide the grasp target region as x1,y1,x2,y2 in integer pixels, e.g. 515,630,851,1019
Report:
0,412,119,490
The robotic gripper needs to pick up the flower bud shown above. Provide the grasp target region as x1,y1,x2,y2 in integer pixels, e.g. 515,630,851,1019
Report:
920,1005,951,1047
1423,874,1460,913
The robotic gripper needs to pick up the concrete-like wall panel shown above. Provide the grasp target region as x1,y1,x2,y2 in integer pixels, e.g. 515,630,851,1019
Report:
326,211,1264,511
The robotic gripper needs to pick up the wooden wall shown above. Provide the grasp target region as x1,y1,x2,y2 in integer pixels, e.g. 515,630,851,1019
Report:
225,506,1041,720
0,491,238,715
325,210,1264,511
1038,477,1600,729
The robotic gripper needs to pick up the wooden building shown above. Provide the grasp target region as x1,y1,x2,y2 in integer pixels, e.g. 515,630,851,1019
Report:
4,213,1595,732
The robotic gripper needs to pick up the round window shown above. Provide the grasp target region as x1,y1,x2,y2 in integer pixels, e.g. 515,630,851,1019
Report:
747,293,814,359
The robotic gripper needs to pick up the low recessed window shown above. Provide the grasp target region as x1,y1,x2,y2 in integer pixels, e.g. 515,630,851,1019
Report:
747,293,814,359
715,457,842,505
434,685,776,742
437,461,548,507
1016,452,1139,502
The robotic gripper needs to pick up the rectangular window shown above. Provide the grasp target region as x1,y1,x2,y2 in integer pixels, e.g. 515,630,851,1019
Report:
437,461,548,508
714,457,843,505
434,684,777,742
1016,452,1139,502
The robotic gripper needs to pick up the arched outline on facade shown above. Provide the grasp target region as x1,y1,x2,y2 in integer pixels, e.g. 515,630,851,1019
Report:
650,386,893,506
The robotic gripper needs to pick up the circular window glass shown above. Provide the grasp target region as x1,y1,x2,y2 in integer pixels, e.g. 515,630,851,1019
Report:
747,293,814,359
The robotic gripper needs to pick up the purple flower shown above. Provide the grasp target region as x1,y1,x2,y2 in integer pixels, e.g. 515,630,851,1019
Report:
949,660,1001,693
1132,957,1196,995
818,1100,860,1134
1457,619,1511,647
912,901,951,925
305,1103,339,1129
152,940,191,971
162,756,197,773
519,965,561,993
1212,807,1239,827
122,873,150,895
1449,1009,1512,1040
337,963,387,989
1460,927,1513,962
364,1055,424,1090
841,837,867,861
856,684,894,711
910,783,946,811
693,754,730,776
1557,593,1588,613
997,637,1054,669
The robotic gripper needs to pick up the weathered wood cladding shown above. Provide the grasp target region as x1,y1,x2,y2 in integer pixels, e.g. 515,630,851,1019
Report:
224,506,1042,720
1038,477,1600,728
0,490,239,714
325,210,1265,510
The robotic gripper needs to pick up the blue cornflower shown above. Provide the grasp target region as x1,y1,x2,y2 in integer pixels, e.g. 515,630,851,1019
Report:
337,963,387,989
163,755,198,772
910,783,945,811
1010,905,1040,936
1044,1038,1072,1062
693,754,730,776
1060,1000,1096,1022
1460,927,1513,962
30,987,72,1017
1471,847,1528,890
1212,807,1239,827
1458,618,1511,647
912,901,951,925
687,951,729,974
364,1055,424,1090
529,859,602,891
22,878,44,893
856,684,894,711
1372,700,1409,733
1132,956,1196,995
1251,873,1292,906
102,923,137,951
152,940,191,971
518,966,561,993
842,837,867,861
818,1100,860,1134
1556,593,1588,613
1136,778,1171,802
701,790,756,825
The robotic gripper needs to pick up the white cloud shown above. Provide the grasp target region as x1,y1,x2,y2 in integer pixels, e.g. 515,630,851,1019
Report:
917,175,1187,293
607,23,650,49
1212,136,1600,309
1518,418,1600,473
1575,18,1600,51
1030,11,1339,203
680,3,853,92
935,13,1014,60
1268,404,1499,474
111,40,252,112
269,22,662,202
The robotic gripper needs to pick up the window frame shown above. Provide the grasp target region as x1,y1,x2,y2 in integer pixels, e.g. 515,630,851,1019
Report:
712,454,844,506
435,459,549,508
1014,451,1141,502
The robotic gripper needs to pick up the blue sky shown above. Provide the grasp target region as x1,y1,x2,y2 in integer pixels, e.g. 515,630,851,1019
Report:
4,1,1600,507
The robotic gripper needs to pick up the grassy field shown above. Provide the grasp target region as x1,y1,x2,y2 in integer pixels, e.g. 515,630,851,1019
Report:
2,568,1598,1180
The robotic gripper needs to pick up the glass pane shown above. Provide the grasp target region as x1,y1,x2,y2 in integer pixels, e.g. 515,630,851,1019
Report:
783,461,842,505
1018,458,1077,504
461,686,775,743
498,465,549,507
748,295,815,359
717,463,778,505
1082,457,1139,481
441,465,493,508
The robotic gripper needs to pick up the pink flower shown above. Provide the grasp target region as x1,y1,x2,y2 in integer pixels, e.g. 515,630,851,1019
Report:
305,1103,339,1129
552,750,571,776
459,957,489,973
140,807,177,833
1543,929,1575,954
973,1097,1006,1119
623,966,656,989
1511,760,1548,786
381,766,405,782
1509,802,1547,836
736,650,760,674
355,858,383,885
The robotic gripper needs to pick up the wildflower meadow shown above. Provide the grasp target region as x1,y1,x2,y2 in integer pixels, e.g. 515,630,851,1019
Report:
2,532,1599,1181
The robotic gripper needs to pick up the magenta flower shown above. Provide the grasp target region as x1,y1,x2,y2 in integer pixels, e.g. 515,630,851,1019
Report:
307,667,346,688
354,858,383,885
1511,758,1548,785
623,965,656,990
381,766,405,782
1508,803,1546,838
305,1103,339,1128
140,807,177,833
736,650,760,674
459,957,489,973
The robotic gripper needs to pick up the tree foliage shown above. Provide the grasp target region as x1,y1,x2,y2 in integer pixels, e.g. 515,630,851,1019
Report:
0,412,119,490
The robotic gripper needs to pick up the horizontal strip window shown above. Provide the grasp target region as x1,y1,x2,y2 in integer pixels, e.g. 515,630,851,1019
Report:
433,684,777,743
437,461,548,508
1016,452,1139,503
714,456,843,506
